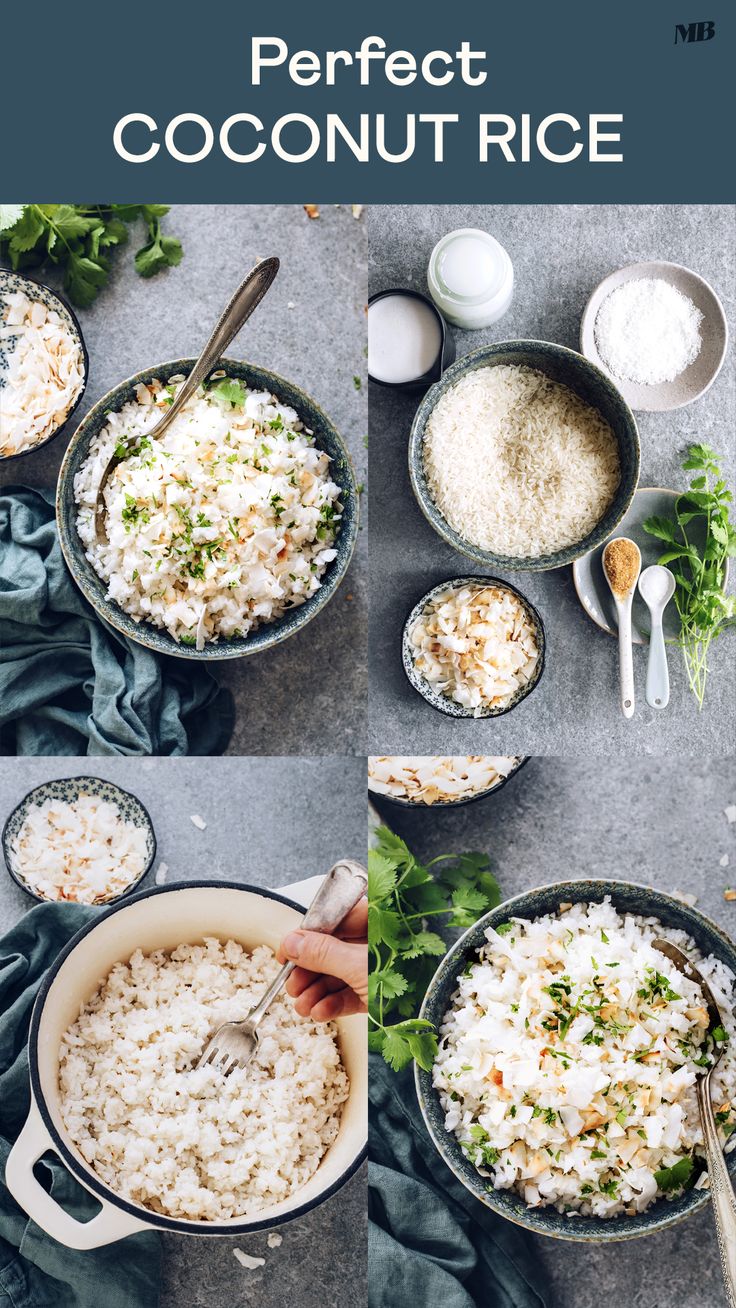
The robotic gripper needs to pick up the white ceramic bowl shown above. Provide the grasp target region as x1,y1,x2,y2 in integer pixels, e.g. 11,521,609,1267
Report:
580,261,728,412
6,880,367,1248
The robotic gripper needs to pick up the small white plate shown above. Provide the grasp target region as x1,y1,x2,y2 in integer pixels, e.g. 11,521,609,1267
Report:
580,260,728,412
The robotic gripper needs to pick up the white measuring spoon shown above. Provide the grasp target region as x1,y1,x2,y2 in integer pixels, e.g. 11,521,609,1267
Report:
638,564,676,709
603,537,641,719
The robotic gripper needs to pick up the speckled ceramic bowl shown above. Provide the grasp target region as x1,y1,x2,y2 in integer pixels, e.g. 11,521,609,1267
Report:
416,879,736,1242
0,269,89,462
2,775,156,905
402,576,545,718
368,756,529,808
408,340,640,571
56,358,358,660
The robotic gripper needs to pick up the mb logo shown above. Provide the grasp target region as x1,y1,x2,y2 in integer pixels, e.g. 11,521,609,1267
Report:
675,20,715,42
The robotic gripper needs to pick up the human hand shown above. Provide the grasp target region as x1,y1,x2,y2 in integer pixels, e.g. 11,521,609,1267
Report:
277,899,367,1021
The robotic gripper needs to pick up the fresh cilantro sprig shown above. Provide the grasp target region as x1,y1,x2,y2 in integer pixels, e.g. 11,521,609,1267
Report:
0,204,183,307
368,826,499,1073
643,444,736,709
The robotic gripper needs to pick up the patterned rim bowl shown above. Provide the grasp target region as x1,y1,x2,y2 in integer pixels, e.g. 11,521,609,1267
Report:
2,775,157,905
0,269,89,462
415,878,736,1242
56,358,358,660
402,576,546,718
368,756,529,808
408,340,640,572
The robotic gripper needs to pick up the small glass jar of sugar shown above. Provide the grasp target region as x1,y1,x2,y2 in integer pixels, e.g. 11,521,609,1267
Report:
368,289,455,392
427,228,514,330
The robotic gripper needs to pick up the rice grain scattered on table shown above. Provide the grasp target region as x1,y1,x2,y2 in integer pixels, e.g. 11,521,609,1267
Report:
423,365,620,557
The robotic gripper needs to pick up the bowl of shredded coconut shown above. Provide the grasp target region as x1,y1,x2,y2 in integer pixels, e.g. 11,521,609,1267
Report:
2,776,156,904
417,880,736,1241
368,756,528,807
581,261,728,412
402,577,545,718
57,359,358,658
0,271,88,460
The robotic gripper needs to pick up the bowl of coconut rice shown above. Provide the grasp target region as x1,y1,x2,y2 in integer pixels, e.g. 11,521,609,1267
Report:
5,879,367,1247
409,340,640,571
416,879,736,1241
56,357,358,659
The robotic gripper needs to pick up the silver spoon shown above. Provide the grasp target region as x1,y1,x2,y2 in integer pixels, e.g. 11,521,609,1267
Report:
93,257,280,543
653,938,736,1306
602,537,641,719
196,859,368,1074
638,565,676,709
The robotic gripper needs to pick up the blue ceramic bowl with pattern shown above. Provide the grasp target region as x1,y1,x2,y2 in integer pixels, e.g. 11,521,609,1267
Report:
415,879,736,1242
368,756,529,809
2,776,157,905
408,340,640,571
401,576,545,718
56,358,358,660
0,270,89,461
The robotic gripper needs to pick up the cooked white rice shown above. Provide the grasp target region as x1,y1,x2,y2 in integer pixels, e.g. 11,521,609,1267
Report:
368,756,521,804
74,376,342,647
10,795,147,904
59,939,348,1220
0,289,85,457
409,583,539,714
423,365,620,557
434,898,736,1219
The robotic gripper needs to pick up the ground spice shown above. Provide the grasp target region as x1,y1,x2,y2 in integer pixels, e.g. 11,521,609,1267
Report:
603,537,640,596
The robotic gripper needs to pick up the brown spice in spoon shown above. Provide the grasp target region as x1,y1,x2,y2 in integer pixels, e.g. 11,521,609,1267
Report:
603,538,640,596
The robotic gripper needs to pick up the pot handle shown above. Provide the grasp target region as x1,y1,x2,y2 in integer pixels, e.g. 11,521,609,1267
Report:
6,1097,147,1249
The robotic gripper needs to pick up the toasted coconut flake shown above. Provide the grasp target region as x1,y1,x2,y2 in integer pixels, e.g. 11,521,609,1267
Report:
0,289,84,457
368,756,521,804
10,795,147,904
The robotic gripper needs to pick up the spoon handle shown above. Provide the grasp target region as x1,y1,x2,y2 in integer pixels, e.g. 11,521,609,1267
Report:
697,1075,736,1308
246,860,368,1028
616,600,635,719
645,614,670,709
150,257,280,439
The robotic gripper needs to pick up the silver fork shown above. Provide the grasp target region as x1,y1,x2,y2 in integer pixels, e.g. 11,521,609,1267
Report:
196,859,367,1074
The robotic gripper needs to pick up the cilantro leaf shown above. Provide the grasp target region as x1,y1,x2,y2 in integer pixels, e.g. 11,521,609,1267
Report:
381,1028,414,1072
654,1157,695,1192
368,851,397,902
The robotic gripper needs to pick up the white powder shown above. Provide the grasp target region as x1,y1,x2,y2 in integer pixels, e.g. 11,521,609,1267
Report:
594,278,702,386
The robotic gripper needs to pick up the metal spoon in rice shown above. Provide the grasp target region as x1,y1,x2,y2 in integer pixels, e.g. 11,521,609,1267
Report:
196,859,367,1075
93,257,280,543
653,939,736,1304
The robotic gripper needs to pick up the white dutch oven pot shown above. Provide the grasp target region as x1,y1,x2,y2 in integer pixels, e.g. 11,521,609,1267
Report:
6,879,367,1248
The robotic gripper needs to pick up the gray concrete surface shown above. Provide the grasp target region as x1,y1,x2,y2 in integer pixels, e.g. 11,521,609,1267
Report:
0,756,367,1308
1,204,367,756
368,204,736,756
370,753,736,1308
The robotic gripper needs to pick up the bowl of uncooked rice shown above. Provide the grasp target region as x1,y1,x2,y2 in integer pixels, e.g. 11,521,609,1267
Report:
409,341,639,571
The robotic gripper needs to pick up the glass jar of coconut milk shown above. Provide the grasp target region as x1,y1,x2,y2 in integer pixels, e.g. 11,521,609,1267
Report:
427,228,514,329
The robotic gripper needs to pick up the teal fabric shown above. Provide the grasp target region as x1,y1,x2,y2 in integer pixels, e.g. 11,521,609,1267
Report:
0,487,235,756
0,903,161,1308
369,1056,548,1308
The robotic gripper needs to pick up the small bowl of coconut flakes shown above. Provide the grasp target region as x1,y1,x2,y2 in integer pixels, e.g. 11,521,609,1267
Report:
2,776,156,905
0,270,88,460
368,756,529,807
